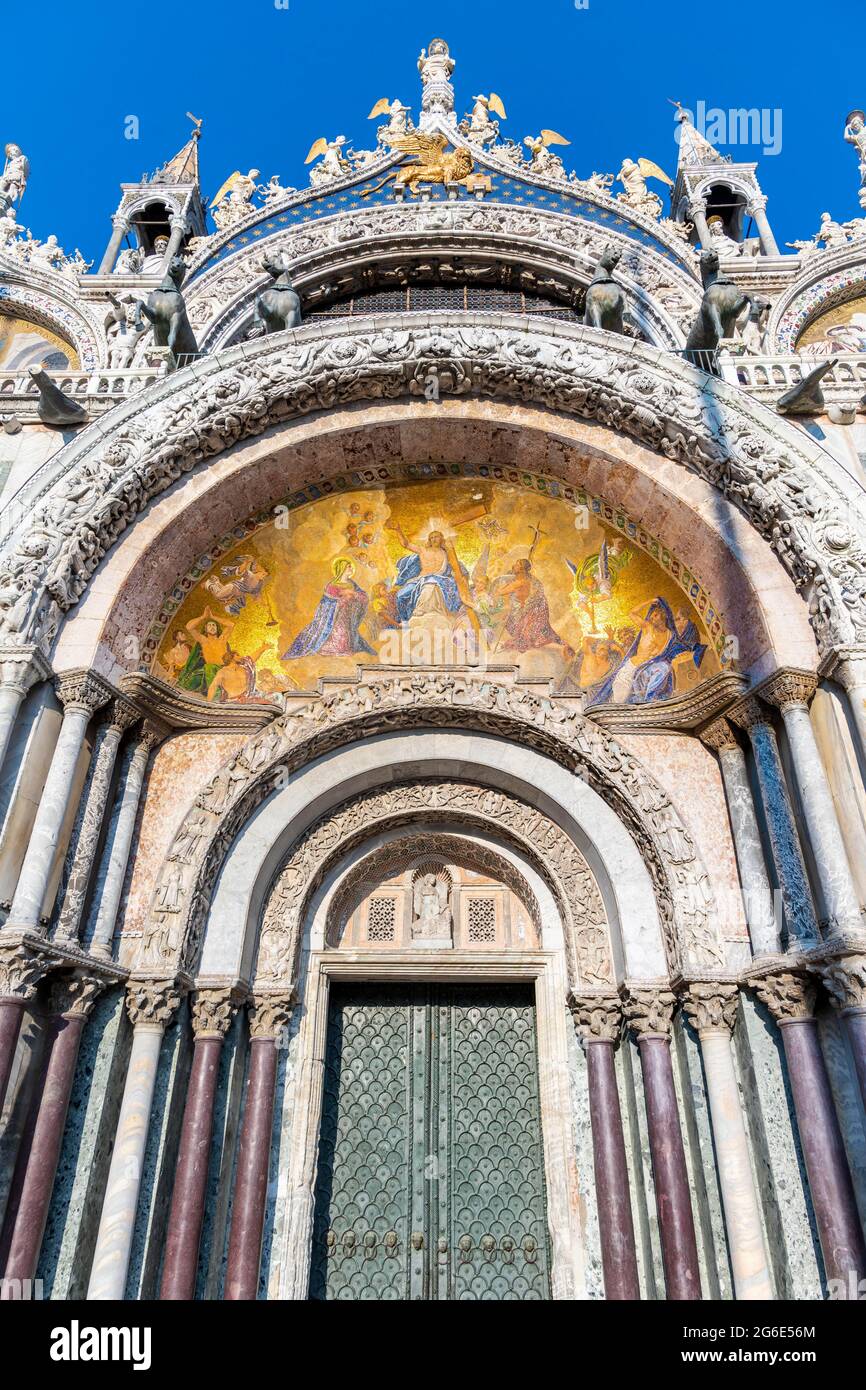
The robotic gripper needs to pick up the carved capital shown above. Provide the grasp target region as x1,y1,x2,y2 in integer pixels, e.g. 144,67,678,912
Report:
682,981,740,1036
248,990,295,1041
48,971,105,1019
55,669,113,718
699,717,739,753
622,987,677,1039
728,695,773,735
823,647,866,694
0,943,48,1000
570,993,622,1043
760,669,818,711
750,969,816,1024
191,987,241,1039
816,953,866,1015
125,978,182,1030
0,645,51,696
746,195,768,215
106,696,142,738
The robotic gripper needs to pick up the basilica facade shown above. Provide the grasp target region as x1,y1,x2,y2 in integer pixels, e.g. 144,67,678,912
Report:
1,39,866,1302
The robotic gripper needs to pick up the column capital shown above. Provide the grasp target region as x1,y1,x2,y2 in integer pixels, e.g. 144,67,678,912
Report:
47,970,105,1020
727,695,773,734
699,717,739,753
681,981,740,1037
105,696,142,738
820,645,866,691
0,942,49,1000
125,977,183,1031
688,196,708,214
570,992,622,1043
759,668,818,711
0,644,52,695
191,986,243,1039
622,985,677,1039
746,194,768,214
748,968,816,1024
111,213,131,232
815,953,866,1016
54,669,114,718
248,989,296,1041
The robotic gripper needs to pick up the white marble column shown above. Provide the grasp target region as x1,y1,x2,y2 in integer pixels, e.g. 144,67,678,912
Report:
160,216,187,275
687,197,711,248
729,696,820,949
97,214,131,275
683,983,774,1300
88,722,164,959
746,195,779,256
762,670,863,936
824,647,866,776
0,647,51,781
3,671,111,937
54,698,141,943
701,719,779,956
86,979,181,1300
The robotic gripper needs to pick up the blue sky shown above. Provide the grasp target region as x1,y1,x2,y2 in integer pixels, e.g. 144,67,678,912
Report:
4,0,862,261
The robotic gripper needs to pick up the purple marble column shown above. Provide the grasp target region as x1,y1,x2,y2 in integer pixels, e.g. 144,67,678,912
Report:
0,999,26,1117
224,994,293,1302
160,990,238,1300
1,974,102,1288
0,947,47,1117
753,970,866,1290
625,990,702,1301
571,995,640,1300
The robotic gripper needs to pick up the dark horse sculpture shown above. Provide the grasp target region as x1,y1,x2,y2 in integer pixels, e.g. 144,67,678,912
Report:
684,249,751,368
583,246,625,335
137,255,199,358
252,252,302,335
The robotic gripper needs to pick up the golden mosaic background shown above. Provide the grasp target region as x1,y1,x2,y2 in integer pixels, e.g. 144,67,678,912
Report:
153,480,720,705
799,294,866,354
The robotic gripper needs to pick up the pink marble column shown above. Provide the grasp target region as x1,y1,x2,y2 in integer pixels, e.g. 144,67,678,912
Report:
160,990,239,1300
752,969,866,1290
571,995,640,1300
1,974,102,1288
0,947,46,1117
224,994,293,1302
625,989,702,1301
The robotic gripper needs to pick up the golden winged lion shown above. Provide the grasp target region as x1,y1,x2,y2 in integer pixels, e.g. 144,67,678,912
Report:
366,131,474,197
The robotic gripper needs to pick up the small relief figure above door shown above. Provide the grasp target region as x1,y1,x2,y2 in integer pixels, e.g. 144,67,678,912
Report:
410,864,453,948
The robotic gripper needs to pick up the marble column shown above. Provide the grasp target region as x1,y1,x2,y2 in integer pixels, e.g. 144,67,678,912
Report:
817,953,866,1114
88,723,164,959
687,197,711,248
824,647,866,773
751,969,866,1291
623,989,702,1300
682,983,773,1300
0,944,46,1116
224,992,294,1301
97,214,131,275
0,647,51,782
729,697,820,949
54,699,141,944
1,972,103,1287
86,980,181,1301
746,196,779,256
160,989,240,1300
762,670,863,936
160,216,188,276
701,719,779,956
571,995,640,1300
3,671,111,938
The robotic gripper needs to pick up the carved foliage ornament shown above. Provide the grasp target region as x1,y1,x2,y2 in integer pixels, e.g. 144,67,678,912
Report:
1,320,863,658
138,676,724,980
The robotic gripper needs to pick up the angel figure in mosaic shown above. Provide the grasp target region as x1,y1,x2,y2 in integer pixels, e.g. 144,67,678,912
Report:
203,553,269,615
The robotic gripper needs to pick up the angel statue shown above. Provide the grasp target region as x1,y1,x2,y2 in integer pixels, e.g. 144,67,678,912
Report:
616,157,674,220
412,871,451,941
360,131,474,199
461,93,506,146
368,97,413,144
210,169,260,230
258,174,295,210
305,135,350,186
524,130,571,179
844,109,866,197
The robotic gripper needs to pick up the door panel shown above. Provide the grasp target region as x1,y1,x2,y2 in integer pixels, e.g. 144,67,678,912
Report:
309,983,551,1301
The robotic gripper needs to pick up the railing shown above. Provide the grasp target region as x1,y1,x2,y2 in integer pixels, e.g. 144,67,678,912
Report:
718,351,866,401
0,368,164,420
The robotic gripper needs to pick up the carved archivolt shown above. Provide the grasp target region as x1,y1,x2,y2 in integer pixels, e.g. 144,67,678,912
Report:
256,801,612,989
140,674,724,979
1,316,862,660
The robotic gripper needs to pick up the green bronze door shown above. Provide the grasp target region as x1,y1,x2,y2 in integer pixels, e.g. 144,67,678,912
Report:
309,983,551,1301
